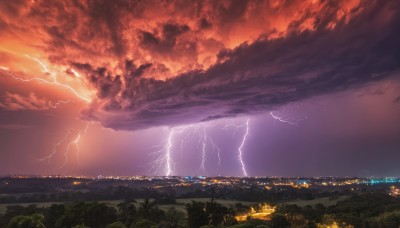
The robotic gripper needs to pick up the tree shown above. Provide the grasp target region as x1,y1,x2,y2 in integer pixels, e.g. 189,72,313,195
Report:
56,201,117,228
84,202,117,227
283,204,301,223
270,213,290,228
186,201,208,228
163,207,186,228
228,223,256,228
301,205,321,225
130,218,156,228
320,214,335,225
8,214,46,228
186,200,236,227
118,200,137,226
1,205,42,227
206,201,228,226
137,199,165,222
224,208,237,226
44,204,65,227
106,221,128,228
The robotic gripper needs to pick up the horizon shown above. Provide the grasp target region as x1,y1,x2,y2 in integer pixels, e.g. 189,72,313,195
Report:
2,175,400,179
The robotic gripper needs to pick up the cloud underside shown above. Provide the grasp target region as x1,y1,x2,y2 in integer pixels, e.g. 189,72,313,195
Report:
1,0,400,130
81,1,400,130
0,92,50,111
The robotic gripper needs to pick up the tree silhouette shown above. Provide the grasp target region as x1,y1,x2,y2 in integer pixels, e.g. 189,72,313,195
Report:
8,214,46,228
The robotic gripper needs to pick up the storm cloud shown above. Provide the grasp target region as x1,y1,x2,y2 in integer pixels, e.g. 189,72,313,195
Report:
1,0,399,130
76,0,400,130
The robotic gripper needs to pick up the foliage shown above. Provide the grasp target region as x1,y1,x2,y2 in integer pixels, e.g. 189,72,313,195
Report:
186,200,237,227
0,205,45,227
367,210,400,227
2,192,400,228
118,199,137,226
137,198,165,222
55,201,117,228
106,221,128,228
163,207,186,227
186,201,208,228
270,213,290,228
7,213,46,228
130,218,156,228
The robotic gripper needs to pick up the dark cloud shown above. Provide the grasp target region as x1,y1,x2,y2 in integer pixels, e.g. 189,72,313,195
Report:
80,1,400,130
163,22,190,40
139,22,191,54
85,0,142,56
198,18,212,30
394,96,400,103
218,0,249,24
2,0,398,130
3,0,374,79
87,68,122,99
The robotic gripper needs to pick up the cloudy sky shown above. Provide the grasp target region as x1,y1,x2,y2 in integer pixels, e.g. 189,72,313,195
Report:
0,0,399,177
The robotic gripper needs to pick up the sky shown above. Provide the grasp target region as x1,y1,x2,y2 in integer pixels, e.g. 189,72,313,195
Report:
0,0,399,177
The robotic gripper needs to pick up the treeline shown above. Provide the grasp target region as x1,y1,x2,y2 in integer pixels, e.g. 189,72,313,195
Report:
0,199,241,228
0,187,164,204
276,193,400,227
0,184,343,205
3,192,400,227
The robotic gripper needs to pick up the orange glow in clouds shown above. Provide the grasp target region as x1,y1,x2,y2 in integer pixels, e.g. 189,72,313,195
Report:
0,0,364,115
0,0,363,91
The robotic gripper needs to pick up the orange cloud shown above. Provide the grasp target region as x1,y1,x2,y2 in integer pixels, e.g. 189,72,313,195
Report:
0,92,53,111
1,0,398,130
0,0,364,80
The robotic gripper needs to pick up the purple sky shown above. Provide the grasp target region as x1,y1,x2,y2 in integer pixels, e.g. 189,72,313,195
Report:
0,0,400,177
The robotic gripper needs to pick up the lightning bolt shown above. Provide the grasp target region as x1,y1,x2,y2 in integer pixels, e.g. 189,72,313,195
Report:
0,66,9,71
209,137,222,168
165,129,174,176
38,129,76,164
196,124,223,172
1,56,93,171
74,122,90,167
38,122,90,169
238,119,250,177
199,128,207,171
223,123,246,136
48,100,71,109
149,128,176,176
60,133,81,169
70,69,81,78
0,55,92,103
150,123,223,176
269,112,297,125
